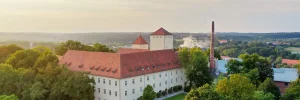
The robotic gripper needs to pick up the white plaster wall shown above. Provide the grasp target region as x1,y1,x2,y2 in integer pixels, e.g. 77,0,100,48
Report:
132,44,149,50
92,75,120,100
150,35,165,50
164,35,173,50
119,68,186,100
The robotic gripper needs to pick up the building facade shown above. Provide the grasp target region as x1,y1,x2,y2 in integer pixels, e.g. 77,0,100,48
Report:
59,28,186,100
150,28,173,51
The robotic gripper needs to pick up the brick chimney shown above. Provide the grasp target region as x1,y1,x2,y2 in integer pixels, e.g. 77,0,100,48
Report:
210,21,215,71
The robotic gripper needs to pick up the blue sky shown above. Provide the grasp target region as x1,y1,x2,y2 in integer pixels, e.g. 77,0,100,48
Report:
0,0,299,33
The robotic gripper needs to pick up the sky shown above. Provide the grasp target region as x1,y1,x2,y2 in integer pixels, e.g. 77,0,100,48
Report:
0,0,300,33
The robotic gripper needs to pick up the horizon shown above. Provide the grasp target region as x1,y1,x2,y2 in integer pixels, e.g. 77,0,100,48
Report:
0,0,300,33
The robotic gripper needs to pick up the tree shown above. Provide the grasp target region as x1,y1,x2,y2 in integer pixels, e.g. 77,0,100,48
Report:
244,68,260,87
253,91,275,100
179,47,212,87
33,50,58,69
0,94,19,100
0,44,23,63
216,74,256,100
185,84,221,100
55,40,114,56
257,78,280,100
142,85,156,100
204,48,221,60
5,49,40,69
225,59,242,74
281,79,300,100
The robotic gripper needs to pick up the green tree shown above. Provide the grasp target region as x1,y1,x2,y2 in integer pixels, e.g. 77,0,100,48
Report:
225,59,242,74
0,44,23,63
91,43,113,52
55,40,90,56
33,50,58,69
281,79,300,100
142,85,156,100
204,48,221,60
244,68,260,87
5,49,40,69
179,47,212,87
253,91,275,100
185,84,221,100
0,94,19,100
216,74,256,100
257,78,281,100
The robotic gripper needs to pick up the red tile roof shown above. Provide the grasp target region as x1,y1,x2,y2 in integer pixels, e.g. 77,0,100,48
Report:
221,56,230,59
218,40,228,43
132,35,148,44
117,48,149,54
59,49,181,79
151,27,173,35
282,59,299,67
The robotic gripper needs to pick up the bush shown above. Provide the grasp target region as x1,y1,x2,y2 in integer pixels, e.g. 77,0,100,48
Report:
177,85,183,91
173,86,178,92
137,96,142,100
157,90,162,98
168,87,173,94
184,86,191,92
162,89,167,96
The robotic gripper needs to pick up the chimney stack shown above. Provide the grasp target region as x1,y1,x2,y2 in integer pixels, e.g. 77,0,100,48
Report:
210,21,215,71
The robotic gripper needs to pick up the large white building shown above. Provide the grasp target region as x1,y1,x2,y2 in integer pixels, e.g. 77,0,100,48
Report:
59,28,186,100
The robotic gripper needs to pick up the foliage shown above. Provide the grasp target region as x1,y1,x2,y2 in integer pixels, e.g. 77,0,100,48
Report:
178,47,213,87
281,79,300,100
5,49,40,69
0,44,23,63
0,94,19,100
257,78,281,100
0,63,95,100
33,50,58,69
226,54,273,83
55,40,113,56
216,74,256,100
156,91,162,98
244,68,260,87
185,84,221,100
253,91,275,100
168,87,173,94
204,49,221,60
142,85,156,100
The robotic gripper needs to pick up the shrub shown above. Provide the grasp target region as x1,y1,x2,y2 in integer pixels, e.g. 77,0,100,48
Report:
157,90,162,98
184,86,191,92
178,85,183,90
173,86,178,92
162,89,167,96
137,96,142,100
168,87,173,94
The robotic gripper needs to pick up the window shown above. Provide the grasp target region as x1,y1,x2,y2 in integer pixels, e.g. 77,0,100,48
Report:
140,87,143,92
171,71,172,75
132,79,135,84
159,74,161,78
140,78,142,82
98,88,100,93
109,90,111,95
115,91,117,97
165,81,167,85
147,76,149,81
171,79,173,83
98,78,100,83
125,81,127,86
98,97,100,100
103,79,105,84
181,77,182,80
125,91,127,96
104,89,106,94
176,70,177,74
165,72,167,76
176,78,177,82
153,75,155,79
132,89,135,94
115,81,117,86
153,84,155,88
109,80,111,85
159,82,161,86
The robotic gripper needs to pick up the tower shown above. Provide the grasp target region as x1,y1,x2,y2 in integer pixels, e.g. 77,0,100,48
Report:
150,27,173,50
210,21,215,71
132,35,149,49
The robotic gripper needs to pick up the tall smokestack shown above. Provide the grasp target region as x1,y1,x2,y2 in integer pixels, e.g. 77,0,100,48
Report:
210,21,215,71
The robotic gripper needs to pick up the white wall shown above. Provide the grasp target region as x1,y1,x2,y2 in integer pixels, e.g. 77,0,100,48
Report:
91,76,120,100
119,68,185,100
132,44,149,50
150,35,173,50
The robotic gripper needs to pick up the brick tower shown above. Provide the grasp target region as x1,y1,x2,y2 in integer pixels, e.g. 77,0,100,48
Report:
210,21,215,71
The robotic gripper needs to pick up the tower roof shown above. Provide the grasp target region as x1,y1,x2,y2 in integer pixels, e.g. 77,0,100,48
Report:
151,27,173,35
132,35,148,44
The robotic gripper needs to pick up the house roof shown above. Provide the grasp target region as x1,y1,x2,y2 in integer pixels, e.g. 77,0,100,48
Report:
59,49,181,79
221,56,230,59
273,68,298,82
216,60,228,74
132,35,148,44
282,59,299,65
151,27,173,35
218,40,228,43
117,48,149,54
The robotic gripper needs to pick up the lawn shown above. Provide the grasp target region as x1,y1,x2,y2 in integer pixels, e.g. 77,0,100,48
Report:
164,93,186,100
285,47,300,54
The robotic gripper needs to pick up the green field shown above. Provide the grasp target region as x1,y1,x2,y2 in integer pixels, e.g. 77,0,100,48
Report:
285,47,300,54
164,93,186,100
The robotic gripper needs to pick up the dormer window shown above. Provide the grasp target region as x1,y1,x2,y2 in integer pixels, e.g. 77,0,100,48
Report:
142,68,144,71
95,66,100,70
79,64,84,68
147,67,150,70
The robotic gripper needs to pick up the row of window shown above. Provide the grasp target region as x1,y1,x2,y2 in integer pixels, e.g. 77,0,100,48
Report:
98,78,118,86
152,36,173,38
98,88,118,97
